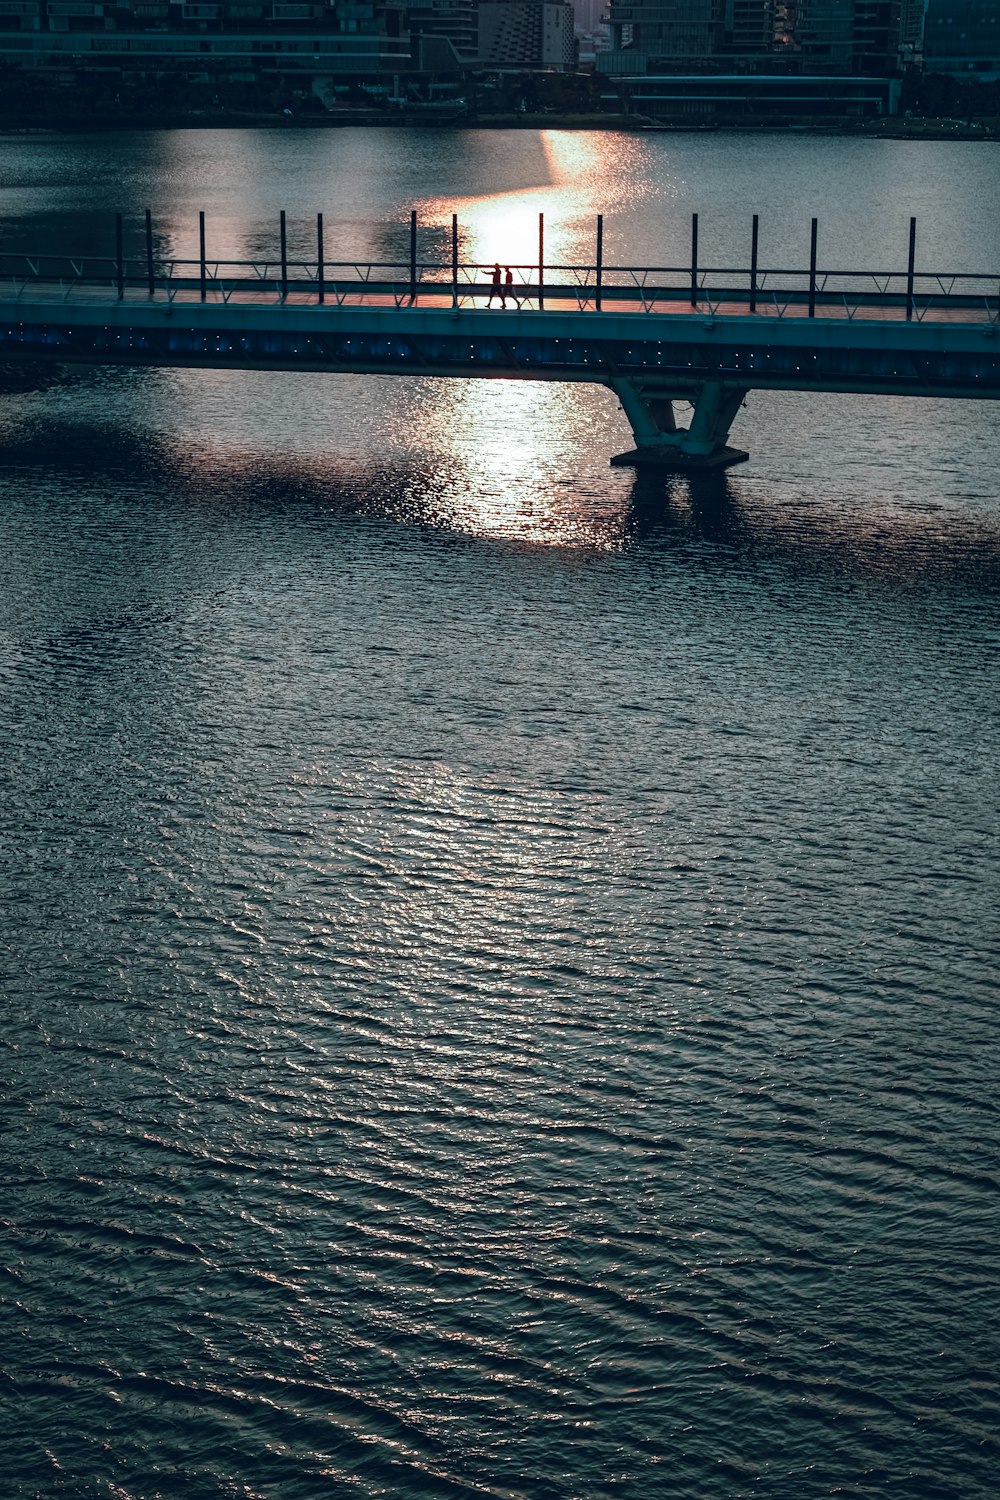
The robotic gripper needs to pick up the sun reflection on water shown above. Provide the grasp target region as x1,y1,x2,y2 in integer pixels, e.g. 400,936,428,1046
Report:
391,378,631,547
146,129,663,546
417,131,637,271
157,367,631,550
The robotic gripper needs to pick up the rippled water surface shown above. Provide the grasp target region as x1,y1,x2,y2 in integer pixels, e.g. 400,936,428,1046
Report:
1,130,999,1500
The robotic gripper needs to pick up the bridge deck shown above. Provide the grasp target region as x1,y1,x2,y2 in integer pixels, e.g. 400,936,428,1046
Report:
4,213,999,470
4,278,996,328
4,259,1000,470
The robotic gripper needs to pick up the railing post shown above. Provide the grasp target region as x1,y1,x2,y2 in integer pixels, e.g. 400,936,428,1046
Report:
279,210,288,300
410,208,417,301
538,212,545,311
145,208,155,298
750,213,759,314
595,214,603,312
690,212,698,308
317,212,325,304
115,211,124,300
199,210,206,303
808,216,818,319
451,213,458,309
906,215,916,322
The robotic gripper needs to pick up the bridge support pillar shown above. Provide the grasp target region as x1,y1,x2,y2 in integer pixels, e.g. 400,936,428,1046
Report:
610,379,750,470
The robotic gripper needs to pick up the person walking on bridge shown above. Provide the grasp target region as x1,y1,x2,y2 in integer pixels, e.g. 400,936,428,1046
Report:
504,266,515,309
489,263,503,308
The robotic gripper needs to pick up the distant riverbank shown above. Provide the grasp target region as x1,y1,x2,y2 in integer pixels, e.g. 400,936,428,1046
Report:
1,107,997,139
0,109,635,133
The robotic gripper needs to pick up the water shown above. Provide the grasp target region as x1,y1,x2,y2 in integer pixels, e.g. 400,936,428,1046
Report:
1,130,998,1500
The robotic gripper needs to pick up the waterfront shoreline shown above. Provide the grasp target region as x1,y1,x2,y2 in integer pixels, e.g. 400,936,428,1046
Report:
1,112,997,139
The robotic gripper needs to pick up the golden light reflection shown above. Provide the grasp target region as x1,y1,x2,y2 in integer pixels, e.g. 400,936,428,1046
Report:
147,127,653,544
156,366,632,550
149,127,657,271
539,129,612,192
417,132,637,273
391,376,630,548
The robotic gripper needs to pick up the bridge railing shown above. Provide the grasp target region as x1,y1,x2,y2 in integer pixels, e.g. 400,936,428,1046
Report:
3,234,1000,325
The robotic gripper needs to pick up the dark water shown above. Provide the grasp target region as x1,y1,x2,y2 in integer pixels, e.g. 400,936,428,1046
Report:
1,131,999,1500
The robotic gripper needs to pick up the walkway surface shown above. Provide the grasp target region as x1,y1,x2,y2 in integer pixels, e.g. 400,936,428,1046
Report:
4,278,997,327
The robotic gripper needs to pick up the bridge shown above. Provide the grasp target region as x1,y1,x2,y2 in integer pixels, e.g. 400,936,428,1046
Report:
2,210,999,469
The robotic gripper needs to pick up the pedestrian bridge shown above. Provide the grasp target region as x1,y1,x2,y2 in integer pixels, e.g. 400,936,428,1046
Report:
2,211,999,469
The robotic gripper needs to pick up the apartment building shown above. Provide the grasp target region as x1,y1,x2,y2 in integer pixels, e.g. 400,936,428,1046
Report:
924,0,1000,77
601,0,910,76
478,0,574,64
0,0,584,81
0,0,412,79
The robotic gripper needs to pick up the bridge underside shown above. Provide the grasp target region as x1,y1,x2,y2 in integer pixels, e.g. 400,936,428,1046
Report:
3,304,999,470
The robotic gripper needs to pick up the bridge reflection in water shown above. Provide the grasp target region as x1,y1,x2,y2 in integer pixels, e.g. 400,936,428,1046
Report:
2,209,999,471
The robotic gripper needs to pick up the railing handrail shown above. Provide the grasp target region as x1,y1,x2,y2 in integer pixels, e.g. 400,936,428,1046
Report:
3,217,999,327
4,252,1000,284
2,206,996,330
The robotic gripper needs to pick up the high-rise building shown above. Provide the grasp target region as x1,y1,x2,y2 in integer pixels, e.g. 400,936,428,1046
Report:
924,0,1000,77
602,0,908,75
408,0,480,67
853,0,903,73
478,0,575,66
571,0,605,31
599,0,911,106
605,0,722,72
0,0,412,79
723,0,775,58
899,0,924,50
778,0,854,69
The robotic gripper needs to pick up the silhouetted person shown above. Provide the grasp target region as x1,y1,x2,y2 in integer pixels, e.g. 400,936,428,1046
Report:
489,263,503,307
504,267,515,307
